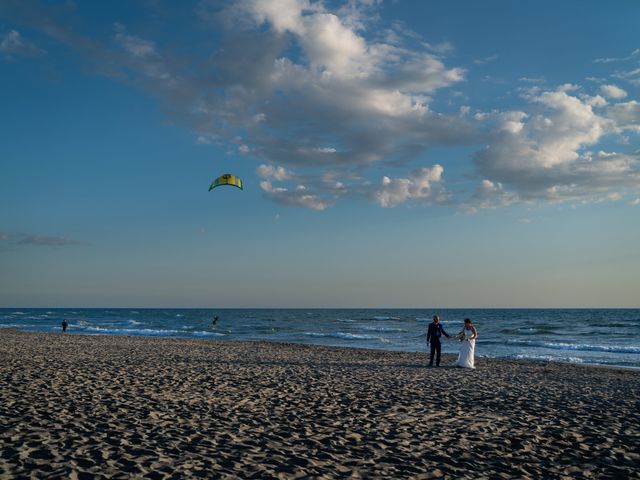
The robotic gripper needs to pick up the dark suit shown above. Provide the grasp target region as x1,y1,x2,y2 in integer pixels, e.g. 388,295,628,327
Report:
426,322,449,366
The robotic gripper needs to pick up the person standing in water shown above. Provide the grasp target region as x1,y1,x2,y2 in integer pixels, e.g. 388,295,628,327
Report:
61,319,68,333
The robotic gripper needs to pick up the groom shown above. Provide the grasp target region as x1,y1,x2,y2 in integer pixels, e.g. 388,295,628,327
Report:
426,315,450,367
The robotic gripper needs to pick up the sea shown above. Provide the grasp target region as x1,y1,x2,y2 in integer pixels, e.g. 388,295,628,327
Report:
1,308,639,368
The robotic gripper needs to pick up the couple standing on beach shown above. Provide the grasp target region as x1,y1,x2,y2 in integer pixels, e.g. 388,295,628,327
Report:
426,315,477,369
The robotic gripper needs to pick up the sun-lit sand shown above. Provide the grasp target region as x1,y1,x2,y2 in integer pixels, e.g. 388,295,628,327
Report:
1,329,639,478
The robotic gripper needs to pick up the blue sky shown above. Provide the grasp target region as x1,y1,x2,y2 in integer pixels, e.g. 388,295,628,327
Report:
1,0,639,307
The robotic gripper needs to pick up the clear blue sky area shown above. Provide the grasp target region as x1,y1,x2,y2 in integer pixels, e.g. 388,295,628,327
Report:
1,0,639,307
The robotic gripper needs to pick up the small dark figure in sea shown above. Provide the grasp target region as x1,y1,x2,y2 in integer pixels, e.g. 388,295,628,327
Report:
61,319,68,333
212,315,219,326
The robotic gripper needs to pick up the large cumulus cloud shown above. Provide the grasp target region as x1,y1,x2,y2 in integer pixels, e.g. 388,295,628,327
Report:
2,0,639,211
471,85,640,207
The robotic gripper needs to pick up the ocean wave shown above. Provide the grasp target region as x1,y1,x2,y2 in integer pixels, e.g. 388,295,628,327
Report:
337,318,356,323
498,326,558,335
372,316,400,321
362,326,405,333
128,319,143,325
192,331,225,337
508,354,585,363
82,326,182,336
0,323,38,328
304,332,380,341
506,339,640,354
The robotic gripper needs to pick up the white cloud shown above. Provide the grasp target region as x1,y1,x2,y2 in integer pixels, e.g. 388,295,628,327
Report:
473,86,640,203
422,41,454,55
200,0,469,171
600,84,627,99
611,67,640,84
465,179,519,212
585,95,607,108
519,77,545,84
114,23,156,58
260,180,331,210
593,49,640,64
257,163,346,209
372,165,444,207
0,29,44,58
630,198,640,206
608,100,640,132
112,24,173,83
474,54,498,65
517,88,609,168
257,164,292,181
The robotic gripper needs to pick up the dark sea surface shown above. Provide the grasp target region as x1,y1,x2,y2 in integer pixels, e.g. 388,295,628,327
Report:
2,308,639,368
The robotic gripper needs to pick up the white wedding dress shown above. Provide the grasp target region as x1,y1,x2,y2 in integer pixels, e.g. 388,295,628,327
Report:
454,327,476,369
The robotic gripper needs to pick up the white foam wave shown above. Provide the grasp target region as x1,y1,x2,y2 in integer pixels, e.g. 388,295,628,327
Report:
82,326,182,335
506,339,640,354
304,332,380,341
509,354,585,363
0,323,38,328
362,326,405,333
372,316,400,321
128,319,143,325
192,331,225,337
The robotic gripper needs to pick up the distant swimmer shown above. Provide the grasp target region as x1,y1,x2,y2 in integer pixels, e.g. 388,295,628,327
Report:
61,319,68,333
211,315,219,326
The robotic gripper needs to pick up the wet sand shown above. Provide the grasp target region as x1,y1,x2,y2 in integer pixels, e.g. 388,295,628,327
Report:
1,329,639,479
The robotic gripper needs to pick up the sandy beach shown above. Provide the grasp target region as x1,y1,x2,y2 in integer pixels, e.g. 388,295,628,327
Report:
1,329,638,479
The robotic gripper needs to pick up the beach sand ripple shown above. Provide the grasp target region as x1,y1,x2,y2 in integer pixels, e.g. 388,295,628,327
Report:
1,330,639,478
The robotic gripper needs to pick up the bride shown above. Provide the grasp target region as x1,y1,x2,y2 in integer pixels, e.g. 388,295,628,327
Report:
454,318,477,369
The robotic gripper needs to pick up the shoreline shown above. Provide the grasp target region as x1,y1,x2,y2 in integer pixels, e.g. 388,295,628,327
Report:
1,329,639,478
2,327,639,371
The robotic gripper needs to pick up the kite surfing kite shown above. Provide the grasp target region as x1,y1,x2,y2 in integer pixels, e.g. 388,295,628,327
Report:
209,173,243,191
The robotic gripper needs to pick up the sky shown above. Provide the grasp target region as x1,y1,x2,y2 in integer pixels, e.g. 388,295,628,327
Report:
1,0,639,308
